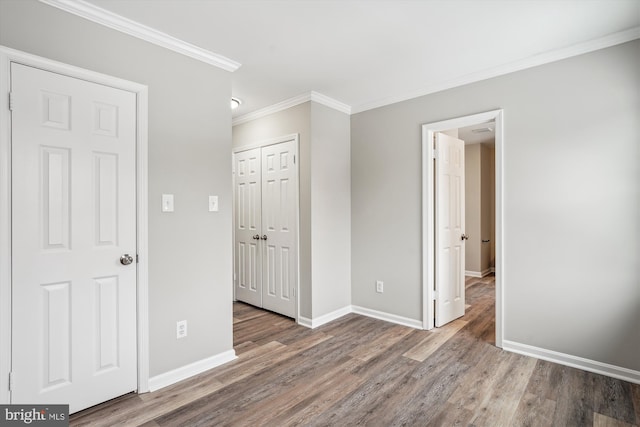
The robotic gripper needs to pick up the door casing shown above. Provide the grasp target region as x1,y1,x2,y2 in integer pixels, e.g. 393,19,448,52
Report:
232,134,301,322
0,46,150,404
421,109,504,348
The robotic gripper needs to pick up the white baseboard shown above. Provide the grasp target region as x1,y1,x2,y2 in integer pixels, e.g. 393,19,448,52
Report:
465,268,494,278
148,349,237,392
297,316,313,328
352,305,423,329
502,340,640,385
299,305,422,330
298,306,352,329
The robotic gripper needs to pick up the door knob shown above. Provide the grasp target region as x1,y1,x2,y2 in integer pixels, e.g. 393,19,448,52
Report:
461,234,469,241
261,235,268,240
253,234,260,240
120,254,134,265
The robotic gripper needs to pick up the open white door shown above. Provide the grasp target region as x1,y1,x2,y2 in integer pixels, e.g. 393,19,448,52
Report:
11,63,138,413
234,148,263,308
435,132,466,327
261,141,297,318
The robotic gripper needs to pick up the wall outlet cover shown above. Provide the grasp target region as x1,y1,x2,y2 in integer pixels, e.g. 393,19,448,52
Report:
176,320,187,339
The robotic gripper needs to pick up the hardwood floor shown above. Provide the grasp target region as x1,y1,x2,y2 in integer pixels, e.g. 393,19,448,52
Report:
71,275,640,426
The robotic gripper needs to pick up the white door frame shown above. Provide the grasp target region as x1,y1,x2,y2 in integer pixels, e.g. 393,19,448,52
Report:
232,134,300,322
422,109,504,348
0,46,150,404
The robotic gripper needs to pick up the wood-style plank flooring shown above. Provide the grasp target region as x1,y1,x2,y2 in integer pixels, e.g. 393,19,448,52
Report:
71,275,640,426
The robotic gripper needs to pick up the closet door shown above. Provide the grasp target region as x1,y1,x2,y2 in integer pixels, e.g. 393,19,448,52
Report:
234,148,262,307
261,141,297,318
233,139,298,319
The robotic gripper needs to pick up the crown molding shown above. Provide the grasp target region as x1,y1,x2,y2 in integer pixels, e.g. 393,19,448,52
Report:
232,92,350,126
39,0,241,72
310,91,351,115
351,26,640,114
232,93,311,126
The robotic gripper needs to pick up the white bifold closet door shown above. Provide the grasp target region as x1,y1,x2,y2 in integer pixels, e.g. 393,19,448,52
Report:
234,140,298,319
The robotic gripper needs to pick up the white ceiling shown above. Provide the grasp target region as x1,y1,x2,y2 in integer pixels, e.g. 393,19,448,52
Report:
81,0,640,119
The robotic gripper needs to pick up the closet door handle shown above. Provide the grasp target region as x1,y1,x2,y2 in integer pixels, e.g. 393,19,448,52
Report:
261,235,268,240
252,234,260,240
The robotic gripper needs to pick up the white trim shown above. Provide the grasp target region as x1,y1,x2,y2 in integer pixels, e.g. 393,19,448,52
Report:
38,0,241,72
310,91,351,115
422,110,504,350
465,268,493,278
232,92,350,126
148,350,237,392
0,45,150,402
135,88,150,393
0,48,12,406
352,27,640,114
297,316,313,329
233,93,311,126
298,306,352,329
232,133,300,154
352,306,423,330
299,305,422,330
503,340,640,385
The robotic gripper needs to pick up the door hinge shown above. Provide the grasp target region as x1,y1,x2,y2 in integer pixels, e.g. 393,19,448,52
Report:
293,154,296,164
136,254,139,263
432,149,438,159
8,371,14,391
8,92,14,111
292,287,296,298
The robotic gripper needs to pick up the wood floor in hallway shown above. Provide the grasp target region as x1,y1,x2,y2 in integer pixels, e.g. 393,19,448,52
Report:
70,275,640,426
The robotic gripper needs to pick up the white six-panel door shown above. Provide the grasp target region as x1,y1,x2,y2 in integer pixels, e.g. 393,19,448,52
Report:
234,148,263,307
233,139,298,319
435,132,466,327
260,141,297,318
11,63,137,413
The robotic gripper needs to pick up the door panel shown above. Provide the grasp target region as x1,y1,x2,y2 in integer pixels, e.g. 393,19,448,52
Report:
234,148,262,307
11,63,137,413
435,132,466,327
261,141,297,318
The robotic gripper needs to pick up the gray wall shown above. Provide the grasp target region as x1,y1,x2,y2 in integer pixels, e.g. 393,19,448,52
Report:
1,0,234,377
310,103,351,317
351,40,640,371
465,144,482,273
480,144,495,271
465,143,496,275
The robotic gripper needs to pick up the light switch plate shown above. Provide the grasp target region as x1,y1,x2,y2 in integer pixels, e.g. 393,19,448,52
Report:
176,320,187,339
208,195,219,212
162,194,174,212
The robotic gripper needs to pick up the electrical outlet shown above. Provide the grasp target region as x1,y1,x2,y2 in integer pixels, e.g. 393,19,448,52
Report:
176,320,187,339
376,280,383,293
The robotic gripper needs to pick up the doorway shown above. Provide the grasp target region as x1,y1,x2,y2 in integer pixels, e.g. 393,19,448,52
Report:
232,134,300,320
0,47,149,410
421,110,504,348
